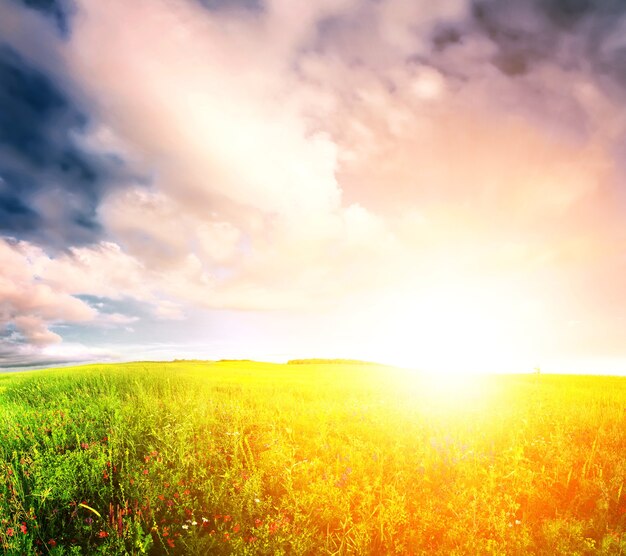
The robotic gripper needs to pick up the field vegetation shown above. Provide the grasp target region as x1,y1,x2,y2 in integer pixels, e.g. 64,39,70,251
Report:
0,360,626,554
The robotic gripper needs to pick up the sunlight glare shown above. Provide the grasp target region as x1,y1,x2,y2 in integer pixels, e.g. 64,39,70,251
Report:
375,282,543,375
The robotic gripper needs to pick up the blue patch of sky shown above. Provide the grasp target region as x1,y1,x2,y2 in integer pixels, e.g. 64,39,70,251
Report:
53,298,291,361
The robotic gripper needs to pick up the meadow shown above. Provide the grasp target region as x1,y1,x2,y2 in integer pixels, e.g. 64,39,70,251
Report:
0,360,626,555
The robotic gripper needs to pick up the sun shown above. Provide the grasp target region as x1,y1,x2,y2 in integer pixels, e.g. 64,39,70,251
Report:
373,282,544,375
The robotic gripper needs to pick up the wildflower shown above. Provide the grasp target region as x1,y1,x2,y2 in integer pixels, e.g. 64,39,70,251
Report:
202,517,209,523
85,517,93,525
191,521,197,526
223,532,230,541
233,523,240,533
98,531,108,538
6,528,14,537
223,515,231,522
167,538,175,548
254,518,263,527
248,535,258,543
20,523,27,534
48,539,57,547
182,525,189,530
143,469,149,475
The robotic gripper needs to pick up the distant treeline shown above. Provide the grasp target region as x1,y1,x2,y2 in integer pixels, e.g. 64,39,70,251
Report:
287,358,379,365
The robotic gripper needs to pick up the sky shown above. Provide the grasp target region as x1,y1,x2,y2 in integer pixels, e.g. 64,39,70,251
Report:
1,0,626,374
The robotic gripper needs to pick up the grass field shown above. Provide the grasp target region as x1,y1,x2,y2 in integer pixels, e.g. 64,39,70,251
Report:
1,360,626,555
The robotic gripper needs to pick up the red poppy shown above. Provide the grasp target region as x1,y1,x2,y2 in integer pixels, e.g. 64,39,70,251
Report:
98,531,108,538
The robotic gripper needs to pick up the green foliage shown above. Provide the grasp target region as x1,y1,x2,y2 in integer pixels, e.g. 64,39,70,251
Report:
0,362,626,554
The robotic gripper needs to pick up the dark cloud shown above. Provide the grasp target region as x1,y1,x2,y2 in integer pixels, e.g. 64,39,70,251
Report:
0,346,100,370
0,46,134,249
469,0,626,83
16,0,74,37
198,0,263,14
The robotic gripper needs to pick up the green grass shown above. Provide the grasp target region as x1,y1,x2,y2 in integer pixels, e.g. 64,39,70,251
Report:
1,361,626,554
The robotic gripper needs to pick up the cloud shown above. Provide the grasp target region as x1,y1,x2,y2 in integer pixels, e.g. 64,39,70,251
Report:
470,0,626,85
0,237,98,364
14,0,74,37
0,42,138,249
0,339,116,369
0,239,96,326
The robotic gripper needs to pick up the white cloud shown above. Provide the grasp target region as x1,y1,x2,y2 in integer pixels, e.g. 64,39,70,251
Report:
0,239,96,342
